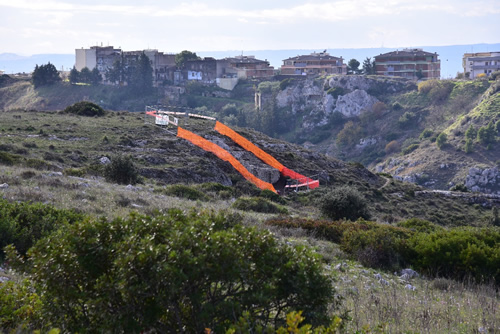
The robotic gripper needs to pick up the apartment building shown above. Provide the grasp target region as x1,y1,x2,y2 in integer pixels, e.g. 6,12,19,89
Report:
374,48,440,80
463,52,500,79
280,51,347,76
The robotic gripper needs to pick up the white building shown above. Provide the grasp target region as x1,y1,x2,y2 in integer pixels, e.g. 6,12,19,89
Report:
463,52,500,79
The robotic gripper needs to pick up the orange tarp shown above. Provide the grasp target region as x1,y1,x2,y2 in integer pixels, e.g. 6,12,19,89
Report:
214,121,319,189
215,121,284,171
177,127,276,193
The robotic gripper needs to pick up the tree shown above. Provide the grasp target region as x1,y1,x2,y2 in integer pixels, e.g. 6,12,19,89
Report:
104,155,139,184
465,125,477,141
32,62,61,88
362,57,375,75
23,210,335,332
129,52,153,95
347,58,360,75
79,67,92,83
477,121,496,146
69,67,80,84
436,132,447,149
175,50,200,68
90,67,102,85
319,185,370,221
106,56,126,85
464,138,474,153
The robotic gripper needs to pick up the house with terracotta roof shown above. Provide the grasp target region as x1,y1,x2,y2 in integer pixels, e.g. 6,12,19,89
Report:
280,51,347,76
374,48,440,80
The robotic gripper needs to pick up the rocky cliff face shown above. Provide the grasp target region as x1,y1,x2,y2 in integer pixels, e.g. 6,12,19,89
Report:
271,76,411,132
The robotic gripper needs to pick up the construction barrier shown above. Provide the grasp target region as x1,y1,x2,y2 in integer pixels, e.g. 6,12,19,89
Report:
214,121,319,189
177,127,276,193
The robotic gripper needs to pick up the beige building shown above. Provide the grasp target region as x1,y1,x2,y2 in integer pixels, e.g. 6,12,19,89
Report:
463,52,500,79
280,51,347,76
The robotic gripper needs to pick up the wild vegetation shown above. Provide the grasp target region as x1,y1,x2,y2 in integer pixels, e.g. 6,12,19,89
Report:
0,74,499,332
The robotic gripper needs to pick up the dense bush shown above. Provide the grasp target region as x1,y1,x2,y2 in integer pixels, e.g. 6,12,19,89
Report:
341,224,412,269
408,228,500,282
477,121,496,146
419,128,433,140
418,80,454,104
20,210,334,332
401,143,419,155
385,140,400,154
0,199,84,258
104,155,139,185
398,111,417,128
63,101,105,117
164,184,210,201
319,186,369,221
0,279,43,331
259,189,286,204
436,132,447,149
233,197,287,214
336,121,362,148
269,216,500,283
396,218,444,234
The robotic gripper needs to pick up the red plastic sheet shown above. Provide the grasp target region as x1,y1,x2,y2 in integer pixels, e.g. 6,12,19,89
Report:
177,127,276,193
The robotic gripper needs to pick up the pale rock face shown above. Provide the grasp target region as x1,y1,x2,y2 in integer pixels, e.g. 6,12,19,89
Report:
334,90,379,117
465,167,500,194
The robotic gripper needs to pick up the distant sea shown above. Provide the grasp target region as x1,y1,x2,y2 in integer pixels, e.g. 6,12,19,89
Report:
2,43,499,79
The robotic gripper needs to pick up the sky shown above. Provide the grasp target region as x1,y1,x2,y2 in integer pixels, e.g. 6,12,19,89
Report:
1,0,499,56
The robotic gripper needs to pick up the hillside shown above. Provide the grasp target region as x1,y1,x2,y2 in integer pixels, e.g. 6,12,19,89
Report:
1,106,499,332
0,108,497,226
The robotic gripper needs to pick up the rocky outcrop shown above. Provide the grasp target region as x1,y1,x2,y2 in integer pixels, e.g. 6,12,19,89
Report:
334,90,379,117
465,167,500,194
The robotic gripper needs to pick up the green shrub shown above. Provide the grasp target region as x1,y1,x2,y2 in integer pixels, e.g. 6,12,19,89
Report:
477,121,496,146
0,152,21,166
0,279,43,331
164,184,210,201
398,111,417,128
391,101,403,110
436,132,447,149
408,228,500,282
0,199,84,258
63,168,86,177
401,143,419,155
233,197,287,214
397,218,444,233
24,158,53,170
63,101,105,117
104,155,139,185
341,224,412,269
464,138,474,153
21,210,334,331
450,183,469,192
419,129,433,140
259,189,286,204
319,186,369,221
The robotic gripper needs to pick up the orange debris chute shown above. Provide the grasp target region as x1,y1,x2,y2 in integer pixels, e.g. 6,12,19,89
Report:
214,122,319,189
177,127,276,193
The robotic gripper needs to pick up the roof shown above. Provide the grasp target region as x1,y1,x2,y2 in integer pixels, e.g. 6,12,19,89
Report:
224,56,269,64
283,52,342,62
375,49,438,58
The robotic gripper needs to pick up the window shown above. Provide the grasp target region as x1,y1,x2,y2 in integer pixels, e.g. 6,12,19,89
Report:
485,62,489,66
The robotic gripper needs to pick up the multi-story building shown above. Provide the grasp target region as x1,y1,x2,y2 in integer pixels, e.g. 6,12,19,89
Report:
75,45,176,86
374,48,440,80
223,56,275,78
280,51,347,76
463,52,500,79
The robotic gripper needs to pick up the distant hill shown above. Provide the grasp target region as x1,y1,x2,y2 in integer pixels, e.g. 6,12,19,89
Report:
2,43,500,77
